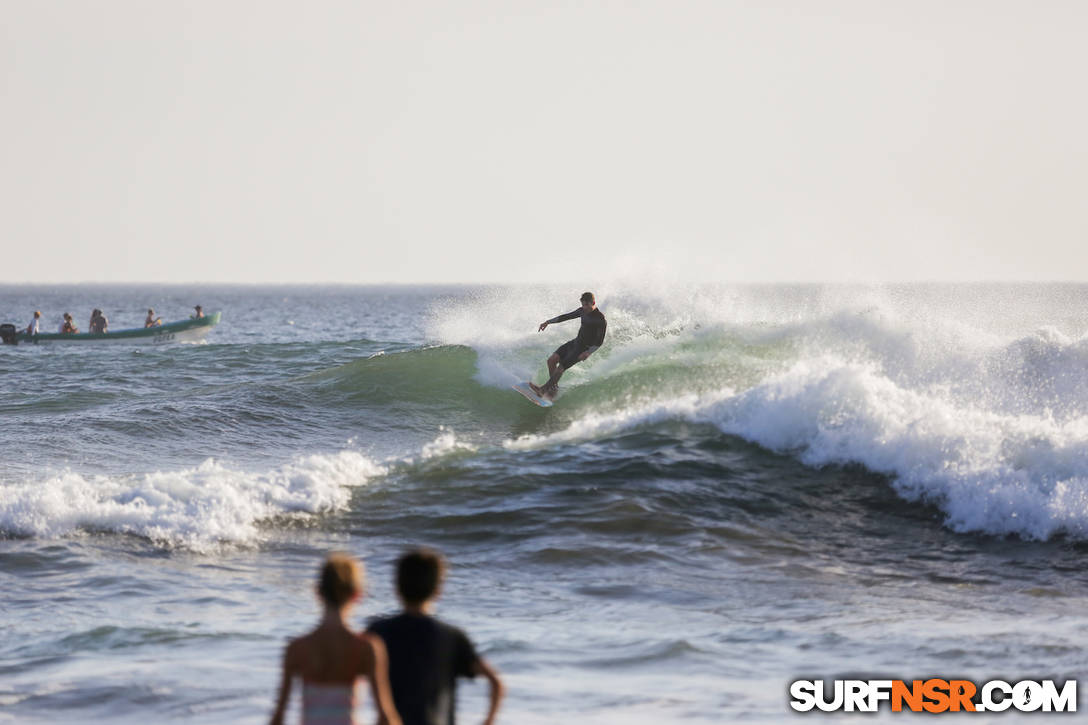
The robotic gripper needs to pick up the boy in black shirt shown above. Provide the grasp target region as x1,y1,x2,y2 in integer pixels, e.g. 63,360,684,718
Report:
368,549,504,725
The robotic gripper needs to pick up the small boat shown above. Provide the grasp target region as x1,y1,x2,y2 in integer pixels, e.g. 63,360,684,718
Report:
13,312,222,345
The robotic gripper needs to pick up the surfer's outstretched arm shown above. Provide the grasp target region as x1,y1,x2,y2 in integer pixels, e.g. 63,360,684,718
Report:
539,309,582,331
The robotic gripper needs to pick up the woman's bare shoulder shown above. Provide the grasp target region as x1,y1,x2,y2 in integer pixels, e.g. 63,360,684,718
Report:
355,631,387,670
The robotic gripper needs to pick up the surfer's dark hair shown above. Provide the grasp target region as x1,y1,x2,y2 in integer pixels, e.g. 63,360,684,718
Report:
317,552,364,607
396,547,446,605
580,291,594,304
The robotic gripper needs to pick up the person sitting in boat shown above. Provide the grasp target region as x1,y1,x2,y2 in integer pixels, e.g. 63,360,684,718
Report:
192,305,204,319
60,313,78,334
145,308,162,328
25,310,41,335
89,309,109,334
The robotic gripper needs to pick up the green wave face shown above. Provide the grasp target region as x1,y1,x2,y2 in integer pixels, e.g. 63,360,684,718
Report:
299,326,796,429
309,345,485,405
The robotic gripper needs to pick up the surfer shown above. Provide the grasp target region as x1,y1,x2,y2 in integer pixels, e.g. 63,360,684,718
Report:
531,291,606,399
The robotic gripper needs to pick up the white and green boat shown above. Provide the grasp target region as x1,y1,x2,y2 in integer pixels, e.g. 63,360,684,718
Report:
14,312,221,345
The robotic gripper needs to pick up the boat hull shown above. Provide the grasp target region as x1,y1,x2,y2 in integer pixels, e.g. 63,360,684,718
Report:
17,312,221,345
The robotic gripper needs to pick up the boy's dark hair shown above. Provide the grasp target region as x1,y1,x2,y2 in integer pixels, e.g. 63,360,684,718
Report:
396,547,446,605
318,552,364,607
580,291,594,304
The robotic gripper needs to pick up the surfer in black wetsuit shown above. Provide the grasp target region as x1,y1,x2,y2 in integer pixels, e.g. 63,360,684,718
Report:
531,291,606,399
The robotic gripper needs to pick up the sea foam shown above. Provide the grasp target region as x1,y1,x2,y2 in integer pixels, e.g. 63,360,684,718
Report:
712,356,1088,539
0,452,385,551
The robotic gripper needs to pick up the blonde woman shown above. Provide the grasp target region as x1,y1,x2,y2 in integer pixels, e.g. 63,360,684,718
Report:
271,553,401,725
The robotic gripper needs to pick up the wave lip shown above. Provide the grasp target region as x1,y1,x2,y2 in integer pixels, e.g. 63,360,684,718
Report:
0,452,384,551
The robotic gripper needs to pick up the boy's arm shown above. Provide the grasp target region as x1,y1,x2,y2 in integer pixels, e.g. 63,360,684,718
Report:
472,657,504,725
361,633,402,725
269,643,295,725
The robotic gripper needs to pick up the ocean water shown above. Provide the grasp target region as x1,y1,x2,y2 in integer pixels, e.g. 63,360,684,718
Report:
2,283,1087,724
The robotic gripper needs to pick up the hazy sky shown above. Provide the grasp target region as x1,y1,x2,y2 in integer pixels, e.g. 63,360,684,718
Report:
2,1,1085,284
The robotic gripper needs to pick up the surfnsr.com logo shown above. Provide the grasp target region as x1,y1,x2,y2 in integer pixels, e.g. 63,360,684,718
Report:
789,679,1077,713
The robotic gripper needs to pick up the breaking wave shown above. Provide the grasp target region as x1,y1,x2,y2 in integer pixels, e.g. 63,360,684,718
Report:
0,452,385,551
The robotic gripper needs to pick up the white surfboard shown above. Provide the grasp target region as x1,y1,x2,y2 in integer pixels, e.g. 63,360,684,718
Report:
512,381,553,407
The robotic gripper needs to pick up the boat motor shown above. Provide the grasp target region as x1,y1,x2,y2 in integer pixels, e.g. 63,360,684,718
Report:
0,323,17,345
